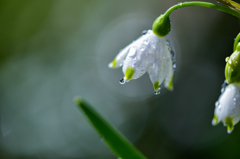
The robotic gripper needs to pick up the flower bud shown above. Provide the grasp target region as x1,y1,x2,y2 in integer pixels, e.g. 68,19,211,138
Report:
152,14,171,37
225,43,240,84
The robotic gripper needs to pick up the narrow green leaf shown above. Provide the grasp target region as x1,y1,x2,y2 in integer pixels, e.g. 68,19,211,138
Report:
74,97,147,159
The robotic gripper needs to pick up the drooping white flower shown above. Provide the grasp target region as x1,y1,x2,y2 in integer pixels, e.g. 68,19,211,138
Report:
212,82,240,133
108,30,175,94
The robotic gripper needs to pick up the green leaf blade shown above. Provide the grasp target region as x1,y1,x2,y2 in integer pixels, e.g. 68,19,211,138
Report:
74,97,147,159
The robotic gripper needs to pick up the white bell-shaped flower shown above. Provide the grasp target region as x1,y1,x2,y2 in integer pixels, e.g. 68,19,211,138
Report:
108,30,175,94
212,83,240,133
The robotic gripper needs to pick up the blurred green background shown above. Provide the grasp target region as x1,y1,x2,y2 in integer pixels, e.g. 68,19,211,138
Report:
0,0,240,158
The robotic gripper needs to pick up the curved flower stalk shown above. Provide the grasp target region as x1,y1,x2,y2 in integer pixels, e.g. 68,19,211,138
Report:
212,83,240,133
108,30,175,95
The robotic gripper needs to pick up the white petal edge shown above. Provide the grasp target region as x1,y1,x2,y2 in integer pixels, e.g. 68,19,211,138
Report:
108,31,150,69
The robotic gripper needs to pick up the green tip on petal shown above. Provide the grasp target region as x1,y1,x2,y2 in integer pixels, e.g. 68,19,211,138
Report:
212,114,218,126
111,58,117,67
125,67,135,81
109,58,117,68
225,116,234,134
166,76,174,91
154,81,159,91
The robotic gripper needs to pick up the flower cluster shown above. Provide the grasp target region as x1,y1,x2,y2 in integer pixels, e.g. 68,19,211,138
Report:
211,42,240,133
108,30,175,94
107,3,240,133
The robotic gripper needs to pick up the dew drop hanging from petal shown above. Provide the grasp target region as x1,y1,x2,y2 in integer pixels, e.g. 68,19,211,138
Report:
119,78,125,84
172,62,177,69
154,87,161,95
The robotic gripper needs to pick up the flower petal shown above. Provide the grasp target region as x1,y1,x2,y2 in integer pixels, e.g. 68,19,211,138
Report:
148,45,165,91
108,32,149,69
122,30,157,81
161,38,174,90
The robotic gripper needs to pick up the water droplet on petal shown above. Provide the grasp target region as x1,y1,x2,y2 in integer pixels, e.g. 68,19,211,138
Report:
143,40,149,45
154,87,161,95
154,90,160,95
218,104,222,111
166,39,177,72
215,101,219,107
221,80,228,93
142,30,148,35
119,78,125,84
170,50,175,59
221,88,225,93
172,62,176,69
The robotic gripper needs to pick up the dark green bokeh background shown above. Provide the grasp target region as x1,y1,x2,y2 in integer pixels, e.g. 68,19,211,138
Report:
0,0,240,158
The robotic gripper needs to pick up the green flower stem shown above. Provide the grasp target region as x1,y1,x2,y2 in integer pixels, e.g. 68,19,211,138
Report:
74,97,147,159
164,1,240,18
234,33,240,51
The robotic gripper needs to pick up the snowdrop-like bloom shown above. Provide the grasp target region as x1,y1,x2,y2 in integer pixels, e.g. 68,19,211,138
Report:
212,83,240,133
108,30,175,94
